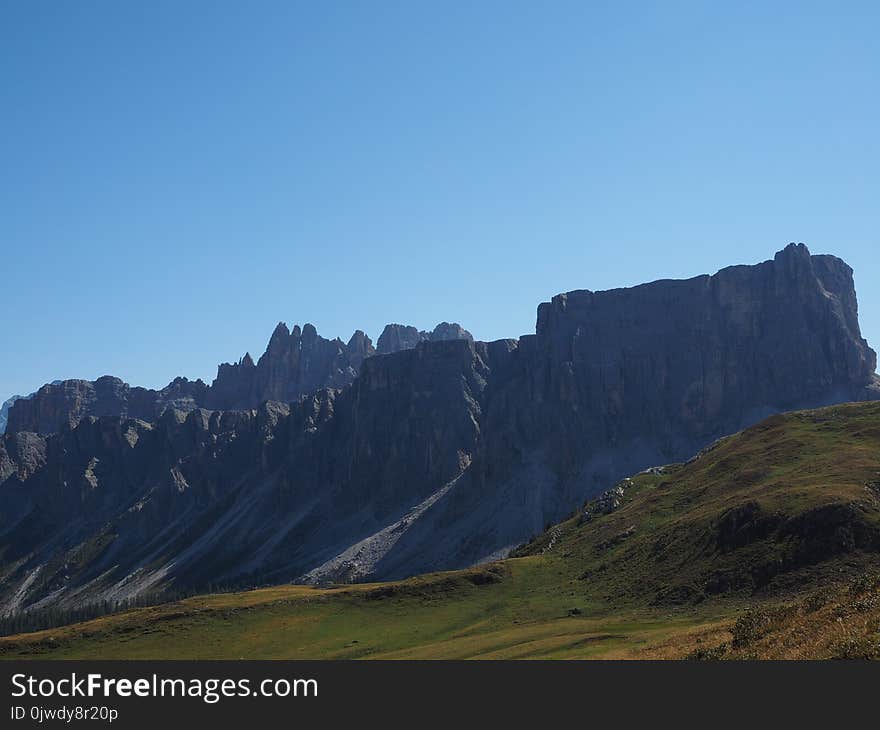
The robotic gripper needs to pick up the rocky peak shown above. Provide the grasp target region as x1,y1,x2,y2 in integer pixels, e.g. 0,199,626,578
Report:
301,323,319,347
8,312,476,435
207,322,376,411
377,324,426,354
431,322,474,343
268,322,290,348
345,330,373,360
376,322,473,354
775,240,811,262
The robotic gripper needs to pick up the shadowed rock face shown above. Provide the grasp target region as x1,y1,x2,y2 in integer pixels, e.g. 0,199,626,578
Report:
373,244,879,579
0,339,490,613
5,377,208,437
1,244,877,612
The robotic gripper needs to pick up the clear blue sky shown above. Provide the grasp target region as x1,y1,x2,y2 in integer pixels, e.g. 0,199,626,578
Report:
2,1,878,398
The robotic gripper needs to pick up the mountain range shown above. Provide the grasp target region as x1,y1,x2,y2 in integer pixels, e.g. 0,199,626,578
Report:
1,243,878,616
4,323,473,436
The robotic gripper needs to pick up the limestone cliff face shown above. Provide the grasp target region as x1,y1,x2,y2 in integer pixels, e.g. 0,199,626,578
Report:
343,244,880,578
1,244,877,612
523,242,875,451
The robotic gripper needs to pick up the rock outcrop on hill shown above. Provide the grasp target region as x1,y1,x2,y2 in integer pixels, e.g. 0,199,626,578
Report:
1,244,878,613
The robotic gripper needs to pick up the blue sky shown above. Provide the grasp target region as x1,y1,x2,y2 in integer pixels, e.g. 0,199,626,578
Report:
2,1,878,398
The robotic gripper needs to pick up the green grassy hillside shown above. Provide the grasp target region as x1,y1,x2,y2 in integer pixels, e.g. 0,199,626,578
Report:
4,401,880,659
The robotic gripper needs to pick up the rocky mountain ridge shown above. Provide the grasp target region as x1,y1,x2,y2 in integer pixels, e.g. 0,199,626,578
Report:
5,323,472,435
1,244,878,614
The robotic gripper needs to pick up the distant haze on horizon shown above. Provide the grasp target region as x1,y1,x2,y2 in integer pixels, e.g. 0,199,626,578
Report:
2,2,878,397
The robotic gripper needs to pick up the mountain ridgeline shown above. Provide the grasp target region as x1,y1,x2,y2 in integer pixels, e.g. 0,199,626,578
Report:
1,244,878,615
4,322,474,435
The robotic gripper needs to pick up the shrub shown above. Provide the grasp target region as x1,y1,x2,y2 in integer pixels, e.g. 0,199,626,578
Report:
731,605,796,648
686,643,728,660
849,573,880,596
831,632,880,660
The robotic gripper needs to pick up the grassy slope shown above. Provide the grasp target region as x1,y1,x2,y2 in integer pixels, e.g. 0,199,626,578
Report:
3,401,880,659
